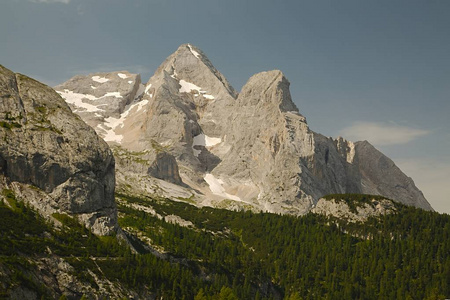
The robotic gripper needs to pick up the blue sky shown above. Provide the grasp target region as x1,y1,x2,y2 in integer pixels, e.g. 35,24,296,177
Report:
1,0,449,213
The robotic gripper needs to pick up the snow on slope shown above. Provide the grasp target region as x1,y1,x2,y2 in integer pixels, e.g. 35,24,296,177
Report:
187,44,201,59
92,76,109,83
179,80,215,100
204,174,242,202
57,89,101,112
57,89,123,113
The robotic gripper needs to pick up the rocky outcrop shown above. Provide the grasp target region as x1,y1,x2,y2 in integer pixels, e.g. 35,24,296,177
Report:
311,196,397,222
212,70,313,214
0,64,117,235
56,44,433,213
148,152,182,184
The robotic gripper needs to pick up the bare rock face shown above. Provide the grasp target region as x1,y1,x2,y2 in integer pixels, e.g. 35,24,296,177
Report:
56,44,433,214
353,141,432,210
212,70,314,214
0,65,117,235
148,152,182,184
216,70,433,213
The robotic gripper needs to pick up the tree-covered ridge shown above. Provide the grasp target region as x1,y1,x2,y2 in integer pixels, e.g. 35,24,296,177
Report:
117,193,449,299
0,190,449,299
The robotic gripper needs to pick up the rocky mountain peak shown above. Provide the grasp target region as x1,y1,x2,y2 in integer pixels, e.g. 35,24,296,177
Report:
239,70,301,115
149,43,238,101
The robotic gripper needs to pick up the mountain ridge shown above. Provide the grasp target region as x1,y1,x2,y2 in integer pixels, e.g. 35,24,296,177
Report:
55,44,433,213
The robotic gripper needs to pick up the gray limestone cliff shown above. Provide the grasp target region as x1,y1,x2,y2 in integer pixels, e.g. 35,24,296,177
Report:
148,152,183,184
0,64,117,235
55,44,433,213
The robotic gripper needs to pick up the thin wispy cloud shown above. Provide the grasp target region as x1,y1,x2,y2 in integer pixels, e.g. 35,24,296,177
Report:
339,122,429,146
29,0,70,4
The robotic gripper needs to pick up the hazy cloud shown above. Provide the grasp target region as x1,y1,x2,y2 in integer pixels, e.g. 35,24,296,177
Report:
339,122,429,146
396,157,450,214
29,0,70,4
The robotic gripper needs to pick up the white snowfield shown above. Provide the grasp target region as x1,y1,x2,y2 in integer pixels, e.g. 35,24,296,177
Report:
178,80,215,100
192,133,222,157
91,76,109,83
204,174,242,202
57,90,101,112
57,89,124,112
117,73,128,79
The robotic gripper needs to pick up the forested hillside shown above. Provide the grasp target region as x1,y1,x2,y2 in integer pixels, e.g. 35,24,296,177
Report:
1,189,449,299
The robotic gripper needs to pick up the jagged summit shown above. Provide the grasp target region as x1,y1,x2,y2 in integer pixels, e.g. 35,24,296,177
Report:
150,43,238,100
240,70,302,115
55,44,433,213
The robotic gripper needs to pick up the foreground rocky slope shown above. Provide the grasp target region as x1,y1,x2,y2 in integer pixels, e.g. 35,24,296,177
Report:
56,44,433,213
0,64,117,235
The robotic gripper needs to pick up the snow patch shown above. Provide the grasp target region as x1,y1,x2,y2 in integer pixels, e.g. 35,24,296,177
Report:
179,80,201,93
188,44,201,59
144,84,152,95
178,80,215,100
128,80,133,84
117,73,128,79
103,92,123,98
170,69,178,79
192,133,221,157
90,85,97,90
58,89,126,112
92,76,109,83
204,174,242,202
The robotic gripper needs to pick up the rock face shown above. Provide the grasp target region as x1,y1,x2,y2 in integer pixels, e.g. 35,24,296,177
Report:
148,152,182,184
0,65,117,235
56,44,433,213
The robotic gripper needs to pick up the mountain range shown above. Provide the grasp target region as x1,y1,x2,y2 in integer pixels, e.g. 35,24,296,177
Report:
0,44,447,299
54,43,432,214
